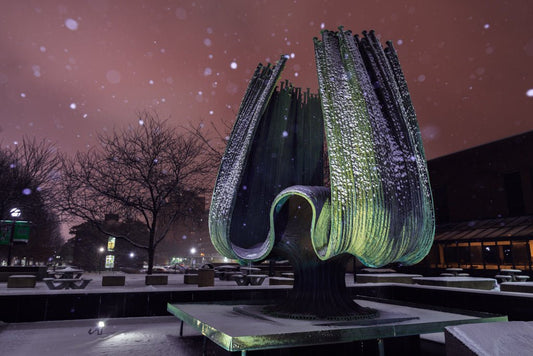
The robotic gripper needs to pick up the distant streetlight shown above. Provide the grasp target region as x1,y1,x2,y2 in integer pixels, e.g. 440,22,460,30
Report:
7,208,21,266
98,246,105,272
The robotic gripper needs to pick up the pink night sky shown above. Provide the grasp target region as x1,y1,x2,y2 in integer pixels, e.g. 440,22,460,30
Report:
1,0,533,160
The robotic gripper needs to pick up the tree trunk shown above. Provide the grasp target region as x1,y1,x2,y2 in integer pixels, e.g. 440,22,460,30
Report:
147,247,154,275
146,227,156,275
265,195,376,320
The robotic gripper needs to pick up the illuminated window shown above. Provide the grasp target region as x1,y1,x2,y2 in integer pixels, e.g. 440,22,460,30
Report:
107,237,116,251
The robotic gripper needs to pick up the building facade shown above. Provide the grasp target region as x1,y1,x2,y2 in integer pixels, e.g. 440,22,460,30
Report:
419,130,533,271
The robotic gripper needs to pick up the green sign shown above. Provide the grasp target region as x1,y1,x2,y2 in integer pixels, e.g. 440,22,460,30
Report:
0,220,31,245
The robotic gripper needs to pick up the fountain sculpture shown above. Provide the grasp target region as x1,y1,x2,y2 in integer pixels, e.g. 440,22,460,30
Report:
209,28,435,320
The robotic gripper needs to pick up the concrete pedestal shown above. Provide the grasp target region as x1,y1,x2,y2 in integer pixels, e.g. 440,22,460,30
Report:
168,299,507,354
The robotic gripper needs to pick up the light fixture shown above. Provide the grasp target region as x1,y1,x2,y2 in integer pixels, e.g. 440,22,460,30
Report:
10,208,21,218
88,320,105,335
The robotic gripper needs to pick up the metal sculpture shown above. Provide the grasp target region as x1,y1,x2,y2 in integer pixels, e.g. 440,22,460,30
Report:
209,28,435,319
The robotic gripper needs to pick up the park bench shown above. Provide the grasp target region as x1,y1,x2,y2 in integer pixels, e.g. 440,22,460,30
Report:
43,278,92,290
7,275,36,288
494,274,513,283
101,275,125,286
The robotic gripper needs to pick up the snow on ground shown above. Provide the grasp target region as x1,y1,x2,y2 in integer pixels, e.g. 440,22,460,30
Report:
0,316,213,356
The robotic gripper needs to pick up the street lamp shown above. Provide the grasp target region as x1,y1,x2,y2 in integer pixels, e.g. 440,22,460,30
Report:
7,208,21,266
190,247,196,267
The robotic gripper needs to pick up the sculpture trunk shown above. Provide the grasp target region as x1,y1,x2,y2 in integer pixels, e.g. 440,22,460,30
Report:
266,195,376,320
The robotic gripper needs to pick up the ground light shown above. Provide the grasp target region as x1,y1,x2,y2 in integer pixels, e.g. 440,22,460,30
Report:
88,320,105,335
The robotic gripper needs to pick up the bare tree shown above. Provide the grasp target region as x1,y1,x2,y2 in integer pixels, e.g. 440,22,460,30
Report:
59,112,213,274
0,137,61,217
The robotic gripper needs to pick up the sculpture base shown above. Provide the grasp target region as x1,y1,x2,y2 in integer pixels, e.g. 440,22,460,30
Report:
167,299,507,354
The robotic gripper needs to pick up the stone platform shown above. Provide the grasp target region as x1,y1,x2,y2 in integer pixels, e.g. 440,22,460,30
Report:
167,299,507,354
413,277,496,290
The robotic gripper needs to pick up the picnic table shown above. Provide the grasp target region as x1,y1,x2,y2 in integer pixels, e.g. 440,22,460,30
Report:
47,267,84,279
232,274,268,286
43,278,92,290
497,268,528,282
215,265,240,281
238,267,261,275
444,268,464,276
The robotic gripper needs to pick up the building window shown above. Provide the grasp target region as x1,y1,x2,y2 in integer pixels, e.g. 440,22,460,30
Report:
503,172,525,216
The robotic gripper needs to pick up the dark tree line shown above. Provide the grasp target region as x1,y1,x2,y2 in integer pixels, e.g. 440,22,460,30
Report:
0,138,63,263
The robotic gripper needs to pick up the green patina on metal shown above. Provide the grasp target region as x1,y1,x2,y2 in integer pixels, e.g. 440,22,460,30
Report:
209,28,434,268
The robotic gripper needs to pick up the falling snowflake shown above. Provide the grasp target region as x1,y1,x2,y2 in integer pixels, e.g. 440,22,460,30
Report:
39,46,46,53
203,38,212,47
230,61,238,69
65,18,79,31
20,93,27,98
484,24,490,29
32,65,41,77
204,67,212,76
70,103,77,109
526,89,533,97
149,79,154,85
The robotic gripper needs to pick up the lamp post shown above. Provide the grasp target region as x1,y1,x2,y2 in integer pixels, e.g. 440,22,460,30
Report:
98,246,105,273
7,208,21,266
190,247,196,267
